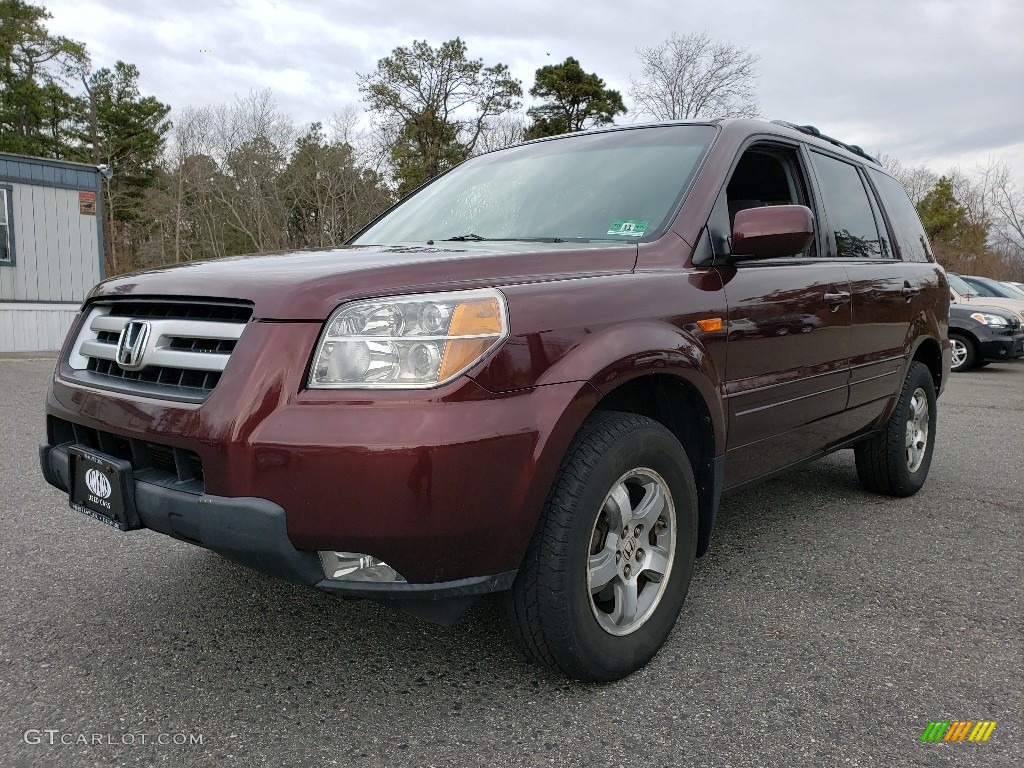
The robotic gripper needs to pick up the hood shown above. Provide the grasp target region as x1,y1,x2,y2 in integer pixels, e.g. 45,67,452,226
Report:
950,303,1012,316
88,243,637,320
951,292,1024,320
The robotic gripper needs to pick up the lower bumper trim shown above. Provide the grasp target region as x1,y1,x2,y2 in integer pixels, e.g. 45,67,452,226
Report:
979,337,1024,362
315,571,517,599
40,441,519,622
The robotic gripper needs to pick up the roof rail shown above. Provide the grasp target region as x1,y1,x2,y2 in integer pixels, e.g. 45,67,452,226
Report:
771,120,879,164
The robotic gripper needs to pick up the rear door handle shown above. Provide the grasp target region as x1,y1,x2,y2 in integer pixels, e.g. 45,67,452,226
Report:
901,281,920,301
824,290,851,311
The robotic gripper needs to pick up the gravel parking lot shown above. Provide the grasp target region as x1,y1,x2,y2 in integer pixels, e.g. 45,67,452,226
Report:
1,357,1021,767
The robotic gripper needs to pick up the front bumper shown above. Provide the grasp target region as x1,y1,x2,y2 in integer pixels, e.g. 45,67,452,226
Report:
40,440,516,622
46,321,598,584
978,332,1024,363
43,308,604,626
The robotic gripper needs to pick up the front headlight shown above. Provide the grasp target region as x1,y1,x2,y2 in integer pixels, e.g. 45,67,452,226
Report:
309,289,508,388
969,312,1009,327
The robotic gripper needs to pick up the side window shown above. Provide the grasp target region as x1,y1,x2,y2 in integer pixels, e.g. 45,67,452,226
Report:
809,152,884,258
0,186,13,265
724,146,815,257
867,169,932,263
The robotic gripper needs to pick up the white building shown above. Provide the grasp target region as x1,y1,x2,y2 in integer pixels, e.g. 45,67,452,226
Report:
0,153,104,353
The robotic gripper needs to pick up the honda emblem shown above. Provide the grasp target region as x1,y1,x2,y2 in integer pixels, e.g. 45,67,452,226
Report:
115,321,151,370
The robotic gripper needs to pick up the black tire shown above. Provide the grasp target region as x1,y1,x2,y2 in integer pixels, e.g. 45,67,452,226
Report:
854,361,936,497
949,332,977,372
498,411,698,682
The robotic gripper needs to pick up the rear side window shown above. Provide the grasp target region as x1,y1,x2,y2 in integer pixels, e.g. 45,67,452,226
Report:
868,169,932,263
809,152,885,258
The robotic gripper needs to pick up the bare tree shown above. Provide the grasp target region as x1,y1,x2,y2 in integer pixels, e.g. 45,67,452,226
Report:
473,114,527,155
282,121,393,248
203,89,296,253
974,160,1024,278
887,154,1024,280
920,160,1024,278
163,106,212,262
329,104,392,179
629,32,760,121
975,161,1024,253
139,91,394,268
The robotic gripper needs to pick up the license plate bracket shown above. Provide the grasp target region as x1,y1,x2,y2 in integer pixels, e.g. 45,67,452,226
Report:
68,447,140,531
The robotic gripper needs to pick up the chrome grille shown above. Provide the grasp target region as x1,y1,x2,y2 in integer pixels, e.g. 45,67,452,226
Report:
64,299,252,402
104,301,252,323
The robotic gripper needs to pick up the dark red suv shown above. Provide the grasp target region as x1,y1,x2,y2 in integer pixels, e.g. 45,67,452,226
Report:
40,119,950,681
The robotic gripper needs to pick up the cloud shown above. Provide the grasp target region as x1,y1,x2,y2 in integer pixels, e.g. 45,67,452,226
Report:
41,0,1024,181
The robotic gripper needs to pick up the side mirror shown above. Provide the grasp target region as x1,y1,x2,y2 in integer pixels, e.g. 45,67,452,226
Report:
727,205,815,261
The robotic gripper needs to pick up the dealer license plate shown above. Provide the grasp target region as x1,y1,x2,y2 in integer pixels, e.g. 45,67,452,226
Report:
68,447,138,531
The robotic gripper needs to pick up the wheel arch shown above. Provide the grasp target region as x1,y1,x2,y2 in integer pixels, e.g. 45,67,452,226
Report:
591,373,723,557
499,322,728,575
911,335,944,390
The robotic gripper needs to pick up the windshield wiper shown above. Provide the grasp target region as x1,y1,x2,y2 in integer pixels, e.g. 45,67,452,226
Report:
443,234,578,243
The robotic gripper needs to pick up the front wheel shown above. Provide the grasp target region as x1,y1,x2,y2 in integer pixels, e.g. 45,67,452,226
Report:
854,361,936,496
949,333,976,372
498,411,697,682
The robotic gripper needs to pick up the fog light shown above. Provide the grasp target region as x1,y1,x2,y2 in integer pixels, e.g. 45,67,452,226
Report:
319,551,406,583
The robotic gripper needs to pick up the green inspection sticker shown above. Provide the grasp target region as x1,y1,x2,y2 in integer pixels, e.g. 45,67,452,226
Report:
607,219,648,237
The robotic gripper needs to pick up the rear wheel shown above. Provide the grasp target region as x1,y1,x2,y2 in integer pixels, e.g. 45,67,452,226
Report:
949,333,976,372
854,361,936,497
498,411,697,682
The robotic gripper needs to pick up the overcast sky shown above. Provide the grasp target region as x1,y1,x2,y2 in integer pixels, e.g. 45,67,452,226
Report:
43,0,1024,182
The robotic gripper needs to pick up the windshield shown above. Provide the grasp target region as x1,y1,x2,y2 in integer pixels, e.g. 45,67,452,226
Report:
1002,282,1024,298
353,125,716,245
963,277,1016,298
948,274,982,296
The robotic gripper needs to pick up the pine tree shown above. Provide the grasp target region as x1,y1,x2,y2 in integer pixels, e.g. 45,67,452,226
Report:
525,57,625,139
0,0,87,157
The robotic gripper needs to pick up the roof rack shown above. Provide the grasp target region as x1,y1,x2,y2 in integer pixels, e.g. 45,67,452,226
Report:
771,120,879,164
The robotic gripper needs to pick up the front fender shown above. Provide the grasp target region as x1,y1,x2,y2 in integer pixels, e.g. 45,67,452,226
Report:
473,316,727,456
473,320,727,571
546,321,726,454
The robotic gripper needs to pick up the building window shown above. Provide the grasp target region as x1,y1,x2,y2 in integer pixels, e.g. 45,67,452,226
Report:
0,186,13,265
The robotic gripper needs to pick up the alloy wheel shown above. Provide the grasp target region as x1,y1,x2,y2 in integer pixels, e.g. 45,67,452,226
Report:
587,468,676,636
905,387,930,472
950,338,968,369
